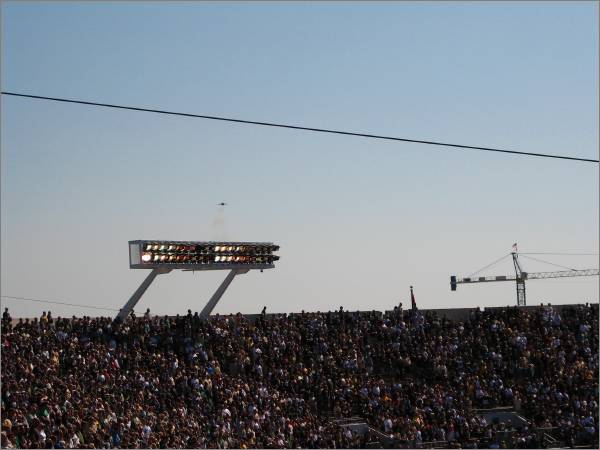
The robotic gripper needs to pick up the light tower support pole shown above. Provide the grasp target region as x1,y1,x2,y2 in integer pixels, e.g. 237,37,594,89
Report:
116,268,172,322
199,268,249,319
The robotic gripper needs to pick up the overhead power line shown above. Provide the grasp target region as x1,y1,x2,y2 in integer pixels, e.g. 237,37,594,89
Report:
2,91,598,164
1,295,127,313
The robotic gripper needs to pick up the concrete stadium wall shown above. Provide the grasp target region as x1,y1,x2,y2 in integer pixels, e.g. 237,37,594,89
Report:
236,304,597,324
8,303,597,323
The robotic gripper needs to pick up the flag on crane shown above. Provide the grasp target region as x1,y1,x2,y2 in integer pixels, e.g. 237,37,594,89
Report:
410,286,417,310
512,243,518,252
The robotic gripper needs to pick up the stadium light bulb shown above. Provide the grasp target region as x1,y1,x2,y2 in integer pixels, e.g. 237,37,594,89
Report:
142,253,152,262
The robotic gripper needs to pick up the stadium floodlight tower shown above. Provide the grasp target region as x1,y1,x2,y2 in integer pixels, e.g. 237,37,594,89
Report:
117,240,280,322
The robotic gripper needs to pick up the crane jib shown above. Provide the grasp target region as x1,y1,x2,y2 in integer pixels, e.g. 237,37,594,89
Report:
456,269,599,284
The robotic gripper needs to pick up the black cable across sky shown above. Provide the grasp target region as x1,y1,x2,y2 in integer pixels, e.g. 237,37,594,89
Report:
1,295,124,312
2,91,598,163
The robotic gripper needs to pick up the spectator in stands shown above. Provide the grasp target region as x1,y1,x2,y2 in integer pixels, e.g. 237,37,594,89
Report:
1,303,597,449
2,308,11,331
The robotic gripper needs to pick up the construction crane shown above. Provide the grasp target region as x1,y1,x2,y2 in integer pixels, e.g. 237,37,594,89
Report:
450,245,599,306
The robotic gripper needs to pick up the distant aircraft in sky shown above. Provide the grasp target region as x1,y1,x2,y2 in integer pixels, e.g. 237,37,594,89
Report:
217,202,227,206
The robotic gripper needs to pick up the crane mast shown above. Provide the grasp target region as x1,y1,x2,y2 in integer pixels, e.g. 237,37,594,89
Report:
512,252,526,306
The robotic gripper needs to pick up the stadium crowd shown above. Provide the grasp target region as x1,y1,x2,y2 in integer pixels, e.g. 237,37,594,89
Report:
1,303,597,449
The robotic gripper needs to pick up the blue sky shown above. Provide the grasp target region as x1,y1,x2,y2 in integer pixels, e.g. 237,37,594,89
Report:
1,1,598,318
